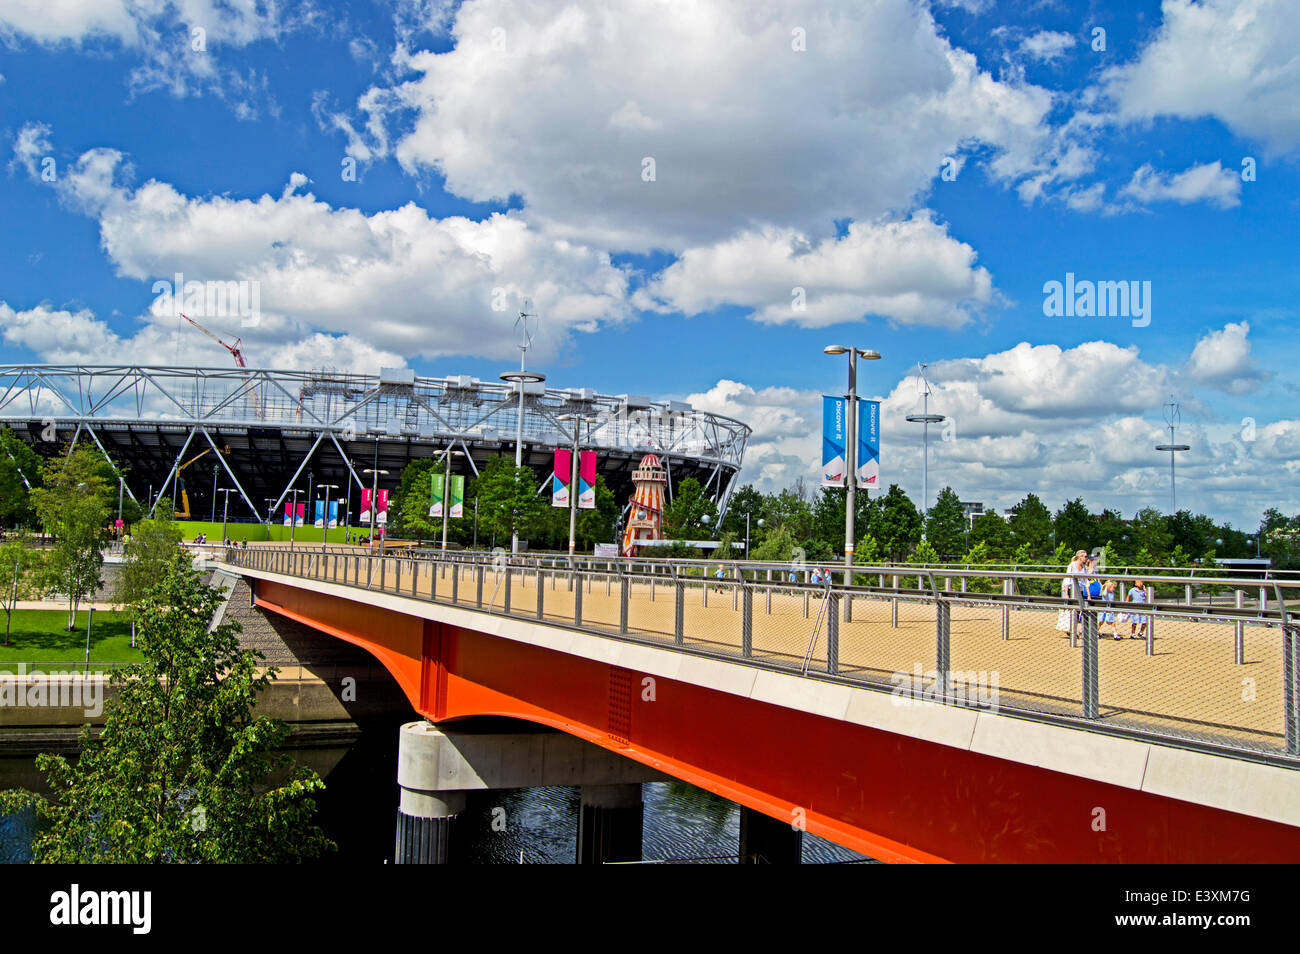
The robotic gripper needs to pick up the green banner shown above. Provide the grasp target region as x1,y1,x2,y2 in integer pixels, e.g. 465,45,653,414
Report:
429,472,444,518
449,474,464,518
429,472,465,518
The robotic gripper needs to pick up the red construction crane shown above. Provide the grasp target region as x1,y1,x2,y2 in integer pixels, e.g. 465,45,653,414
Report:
180,312,261,418
180,313,247,368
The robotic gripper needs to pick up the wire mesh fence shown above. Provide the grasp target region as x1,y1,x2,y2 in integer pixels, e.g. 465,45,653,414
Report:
227,547,1300,763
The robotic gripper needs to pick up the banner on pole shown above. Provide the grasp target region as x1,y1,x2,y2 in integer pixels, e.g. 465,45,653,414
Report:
552,449,571,508
314,500,325,528
578,451,596,510
294,503,305,527
360,488,371,523
376,489,389,526
329,500,339,529
822,395,847,487
429,472,444,518
283,502,292,526
857,399,880,489
449,474,464,518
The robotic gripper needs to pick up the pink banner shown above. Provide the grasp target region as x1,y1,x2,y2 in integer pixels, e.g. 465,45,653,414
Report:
578,451,596,510
294,502,305,527
360,488,372,523
283,501,293,526
377,489,389,526
552,449,571,507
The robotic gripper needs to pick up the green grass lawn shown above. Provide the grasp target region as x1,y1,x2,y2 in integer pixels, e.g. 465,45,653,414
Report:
0,609,145,672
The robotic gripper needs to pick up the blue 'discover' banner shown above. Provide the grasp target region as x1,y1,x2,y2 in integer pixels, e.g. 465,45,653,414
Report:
821,395,846,487
857,399,880,489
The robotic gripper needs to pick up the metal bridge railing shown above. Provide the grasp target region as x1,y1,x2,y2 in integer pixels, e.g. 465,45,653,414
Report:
223,547,1300,767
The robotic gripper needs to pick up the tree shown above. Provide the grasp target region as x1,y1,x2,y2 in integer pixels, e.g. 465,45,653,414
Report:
0,537,40,645
0,427,41,528
1008,493,1053,556
1053,498,1096,553
1131,507,1172,562
390,457,441,541
924,487,966,558
0,554,335,862
969,511,1012,560
751,523,796,562
875,484,921,561
473,455,548,546
116,499,185,612
30,445,111,629
719,484,763,539
662,477,717,539
762,488,813,543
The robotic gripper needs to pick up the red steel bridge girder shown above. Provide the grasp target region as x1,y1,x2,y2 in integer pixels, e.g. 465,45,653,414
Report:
253,577,1300,864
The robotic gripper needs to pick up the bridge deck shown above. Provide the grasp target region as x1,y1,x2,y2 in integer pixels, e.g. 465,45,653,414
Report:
249,552,1286,759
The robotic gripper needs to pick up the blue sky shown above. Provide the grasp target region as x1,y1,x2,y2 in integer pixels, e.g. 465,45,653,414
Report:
1,0,1297,528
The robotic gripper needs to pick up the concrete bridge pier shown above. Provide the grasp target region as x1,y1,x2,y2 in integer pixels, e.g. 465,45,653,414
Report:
738,806,804,864
394,720,665,864
576,783,643,865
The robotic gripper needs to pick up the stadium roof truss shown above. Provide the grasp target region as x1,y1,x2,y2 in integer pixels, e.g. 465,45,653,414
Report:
0,365,751,526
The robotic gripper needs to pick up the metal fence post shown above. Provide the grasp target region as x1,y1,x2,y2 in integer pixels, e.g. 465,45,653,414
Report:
1001,578,1011,640
742,584,753,658
674,576,684,645
1272,583,1298,756
396,559,401,592
503,563,512,613
826,592,839,675
380,556,386,591
1081,595,1099,719
476,564,484,608
1285,620,1299,757
891,595,898,628
935,599,950,702
619,573,629,635
451,563,459,603
1234,590,1244,664
537,568,544,619
575,572,584,626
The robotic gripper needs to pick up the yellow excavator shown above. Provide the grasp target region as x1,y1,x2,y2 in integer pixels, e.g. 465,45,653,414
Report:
173,446,230,518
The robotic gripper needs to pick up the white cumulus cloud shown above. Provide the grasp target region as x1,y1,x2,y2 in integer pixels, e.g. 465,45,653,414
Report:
1121,161,1242,209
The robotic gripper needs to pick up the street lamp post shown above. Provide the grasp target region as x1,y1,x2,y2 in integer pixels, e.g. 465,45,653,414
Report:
318,484,339,554
558,414,598,562
1155,399,1190,515
288,488,302,550
744,513,764,560
905,363,945,539
217,487,237,550
437,451,464,551
363,468,389,557
825,345,882,585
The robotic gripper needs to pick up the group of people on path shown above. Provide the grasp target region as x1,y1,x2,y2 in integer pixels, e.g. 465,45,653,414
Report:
1061,549,1149,641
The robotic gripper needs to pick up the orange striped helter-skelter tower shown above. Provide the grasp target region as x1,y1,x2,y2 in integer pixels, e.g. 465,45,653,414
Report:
621,454,668,557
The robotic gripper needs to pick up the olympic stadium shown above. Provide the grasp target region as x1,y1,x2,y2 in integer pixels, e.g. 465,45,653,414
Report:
0,365,751,526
